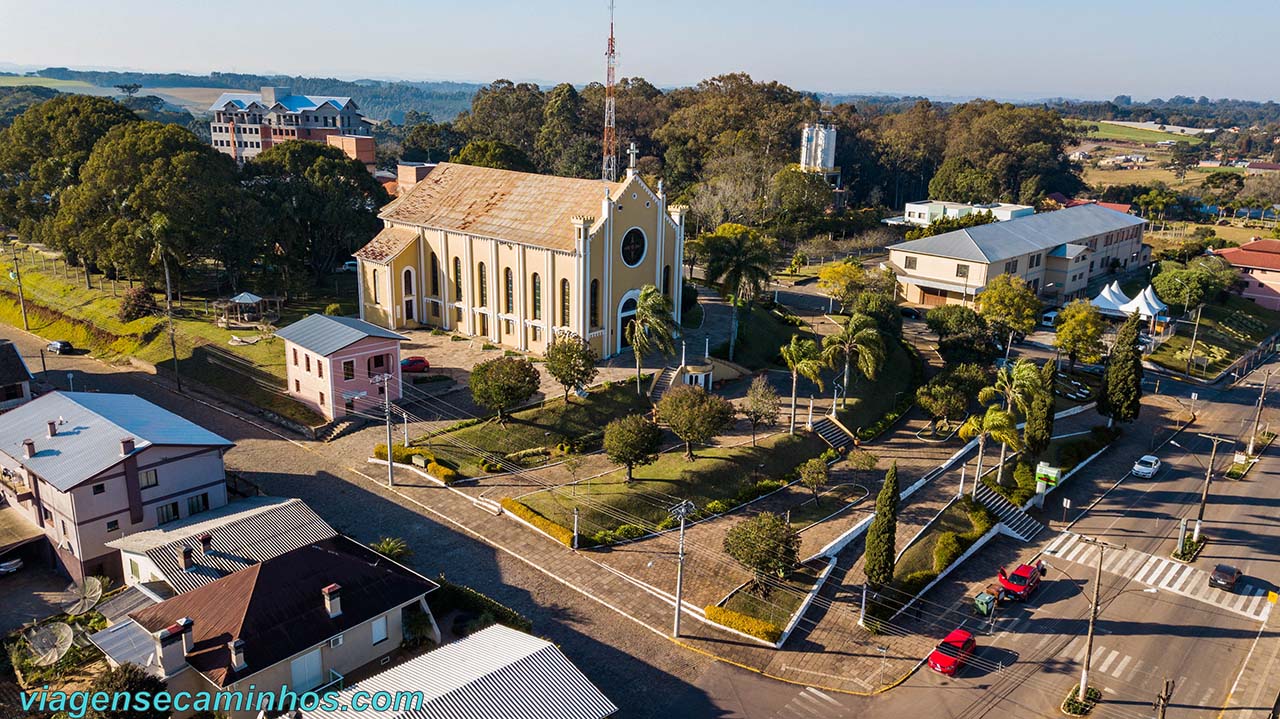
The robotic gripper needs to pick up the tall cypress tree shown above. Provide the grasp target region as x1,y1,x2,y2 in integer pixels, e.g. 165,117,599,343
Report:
1100,312,1144,426
1023,359,1056,463
864,462,900,588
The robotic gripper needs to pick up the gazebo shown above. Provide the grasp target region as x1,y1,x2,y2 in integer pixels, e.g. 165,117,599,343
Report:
1090,281,1132,317
214,292,282,329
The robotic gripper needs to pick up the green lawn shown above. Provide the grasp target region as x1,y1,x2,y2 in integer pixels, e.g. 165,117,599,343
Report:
712,305,814,370
1078,121,1206,145
0,76,96,89
836,340,917,433
422,381,651,477
787,483,867,531
1147,296,1280,377
722,562,824,628
894,500,977,581
519,431,827,534
1052,369,1101,412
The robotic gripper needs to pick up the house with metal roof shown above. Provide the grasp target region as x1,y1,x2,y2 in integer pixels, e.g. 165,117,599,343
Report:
1215,238,1280,310
0,339,33,412
90,535,439,719
298,624,617,719
207,86,370,164
0,392,233,584
275,314,408,422
886,204,1148,308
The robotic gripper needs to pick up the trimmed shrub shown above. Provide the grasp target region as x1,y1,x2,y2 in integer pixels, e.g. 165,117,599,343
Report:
429,576,533,633
479,458,504,473
704,605,783,644
118,286,159,322
374,443,436,465
430,328,447,336
427,462,460,484
897,569,937,597
704,499,731,515
500,498,575,546
323,303,342,316
932,532,964,574
819,447,839,464
655,515,677,531
961,496,997,538
615,524,648,540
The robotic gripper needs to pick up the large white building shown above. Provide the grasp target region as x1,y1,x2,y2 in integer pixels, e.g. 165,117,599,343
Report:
887,200,1035,228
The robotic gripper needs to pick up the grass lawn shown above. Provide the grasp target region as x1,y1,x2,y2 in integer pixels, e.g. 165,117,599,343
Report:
423,381,651,477
0,76,96,89
787,483,867,531
713,305,814,370
722,562,824,628
836,340,916,433
1147,296,1280,377
519,431,827,533
1079,121,1206,145
1052,369,1101,413
894,500,977,581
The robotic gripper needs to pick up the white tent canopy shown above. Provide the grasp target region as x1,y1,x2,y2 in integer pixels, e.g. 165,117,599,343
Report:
1117,285,1169,320
1091,281,1132,315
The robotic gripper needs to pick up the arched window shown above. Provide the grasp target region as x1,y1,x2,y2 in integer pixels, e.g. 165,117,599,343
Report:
560,279,571,327
403,267,414,295
453,258,462,301
662,265,672,296
430,253,440,296
620,297,638,348
531,273,542,320
504,268,514,314
590,279,600,329
478,263,488,306
372,269,380,303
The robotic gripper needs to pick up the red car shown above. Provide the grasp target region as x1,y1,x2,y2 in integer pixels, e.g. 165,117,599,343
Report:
400,356,430,373
997,560,1046,600
927,628,976,675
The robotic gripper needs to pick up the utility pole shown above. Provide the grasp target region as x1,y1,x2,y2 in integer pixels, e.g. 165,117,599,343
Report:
1154,677,1175,719
8,243,28,331
1195,433,1231,542
162,254,182,393
1079,535,1125,702
669,500,695,637
374,374,395,487
1248,370,1272,456
1186,305,1203,376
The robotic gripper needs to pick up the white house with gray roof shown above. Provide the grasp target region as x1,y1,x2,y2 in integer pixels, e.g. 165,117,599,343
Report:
886,204,1148,307
275,314,407,421
0,392,233,584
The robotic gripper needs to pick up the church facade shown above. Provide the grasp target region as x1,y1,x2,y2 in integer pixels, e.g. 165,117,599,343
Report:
354,160,686,359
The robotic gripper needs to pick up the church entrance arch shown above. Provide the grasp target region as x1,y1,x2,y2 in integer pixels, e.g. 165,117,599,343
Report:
617,289,641,354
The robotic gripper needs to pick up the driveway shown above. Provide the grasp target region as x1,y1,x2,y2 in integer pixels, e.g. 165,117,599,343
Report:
0,564,69,634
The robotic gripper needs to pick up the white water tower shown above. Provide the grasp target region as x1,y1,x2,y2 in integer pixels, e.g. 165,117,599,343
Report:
800,123,837,172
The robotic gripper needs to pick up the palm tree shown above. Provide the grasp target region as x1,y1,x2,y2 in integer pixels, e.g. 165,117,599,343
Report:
369,537,411,560
978,359,1043,487
821,313,884,408
959,405,1021,491
626,284,676,395
780,335,825,434
703,224,774,362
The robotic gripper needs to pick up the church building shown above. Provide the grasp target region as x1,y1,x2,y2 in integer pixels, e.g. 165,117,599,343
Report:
354,153,687,359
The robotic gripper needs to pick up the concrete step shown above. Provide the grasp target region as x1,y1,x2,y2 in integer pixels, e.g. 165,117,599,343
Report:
812,417,853,451
973,482,1044,541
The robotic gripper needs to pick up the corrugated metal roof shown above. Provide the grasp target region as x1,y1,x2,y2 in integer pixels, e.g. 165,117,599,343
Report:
889,205,1146,263
0,393,233,492
377,162,618,252
106,497,338,593
207,92,353,113
303,624,617,719
275,314,407,356
89,619,164,677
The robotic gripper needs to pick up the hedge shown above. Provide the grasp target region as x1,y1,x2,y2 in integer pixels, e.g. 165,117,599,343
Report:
591,523,647,546
429,577,533,633
705,605,783,644
374,443,436,465
932,532,964,574
500,498,577,547
427,462,460,484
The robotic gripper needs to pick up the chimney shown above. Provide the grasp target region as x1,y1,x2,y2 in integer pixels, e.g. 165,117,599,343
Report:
47,421,57,438
199,533,213,555
260,86,289,106
178,617,194,656
397,162,435,194
322,583,342,618
22,439,34,459
120,437,135,456
229,638,248,672
153,621,190,676
177,546,193,571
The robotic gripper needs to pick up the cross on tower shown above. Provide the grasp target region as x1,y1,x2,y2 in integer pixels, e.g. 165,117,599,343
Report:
627,142,639,170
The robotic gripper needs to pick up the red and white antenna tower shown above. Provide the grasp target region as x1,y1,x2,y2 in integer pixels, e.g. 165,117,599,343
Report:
601,0,618,182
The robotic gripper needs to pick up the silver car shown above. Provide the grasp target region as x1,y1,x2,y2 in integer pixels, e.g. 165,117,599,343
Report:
1132,455,1161,478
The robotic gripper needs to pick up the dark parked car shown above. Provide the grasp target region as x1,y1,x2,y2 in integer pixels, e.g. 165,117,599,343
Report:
900,306,923,320
46,340,74,355
400,356,430,373
1210,564,1242,591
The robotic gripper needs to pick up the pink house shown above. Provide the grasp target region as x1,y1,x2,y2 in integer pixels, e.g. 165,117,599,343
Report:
1215,239,1280,311
275,314,407,421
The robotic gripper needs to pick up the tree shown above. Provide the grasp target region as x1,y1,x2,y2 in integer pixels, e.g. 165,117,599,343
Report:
958,405,1021,489
798,458,829,503
455,80,546,159
742,375,780,446
817,261,867,310
976,273,1040,346
85,663,168,719
114,83,143,97
903,211,997,240
925,304,985,338
535,83,597,178
544,332,599,403
1023,360,1056,463
771,165,833,238
916,380,966,435
401,120,465,163
863,463,899,588
657,385,735,460
450,139,536,173
603,414,662,482
723,511,801,592
625,284,676,394
469,356,541,422
1166,142,1199,180
943,363,991,396
1054,299,1106,370
369,537,411,560
702,223,774,362
780,335,825,434
1099,312,1144,427
821,313,884,407
1151,268,1206,312
978,359,1042,487
117,286,159,322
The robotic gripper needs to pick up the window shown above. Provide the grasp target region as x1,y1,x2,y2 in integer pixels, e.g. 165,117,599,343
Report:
430,254,440,296
590,280,600,329
293,348,299,366
560,279,571,326
92,483,105,495
663,265,672,297
478,263,488,306
453,258,463,301
305,355,311,372
129,559,139,579
295,379,301,392
955,264,969,279
157,502,180,525
403,267,414,295
1003,259,1018,274
319,391,326,406
343,360,355,381
187,493,209,516
532,326,542,341
904,256,917,270
531,274,542,320
372,269,380,303
106,520,119,532
140,469,158,489
371,615,388,644
504,268,514,313
317,361,323,379
372,354,386,369
621,228,646,267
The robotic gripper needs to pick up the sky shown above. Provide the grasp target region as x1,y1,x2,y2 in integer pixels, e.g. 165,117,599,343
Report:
2,0,1277,101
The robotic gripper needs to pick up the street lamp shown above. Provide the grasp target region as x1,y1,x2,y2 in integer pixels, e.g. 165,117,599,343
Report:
669,500,695,638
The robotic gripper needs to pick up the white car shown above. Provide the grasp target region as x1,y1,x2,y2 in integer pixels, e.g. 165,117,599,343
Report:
336,260,358,273
1132,455,1161,478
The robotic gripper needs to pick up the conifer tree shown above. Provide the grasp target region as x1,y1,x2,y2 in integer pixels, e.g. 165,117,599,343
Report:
863,462,899,588
1100,312,1144,426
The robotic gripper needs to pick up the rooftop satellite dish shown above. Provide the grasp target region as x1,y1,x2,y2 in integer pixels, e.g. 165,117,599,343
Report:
25,623,73,667
61,576,103,616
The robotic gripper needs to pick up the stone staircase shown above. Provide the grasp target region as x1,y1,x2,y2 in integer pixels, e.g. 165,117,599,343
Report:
319,417,365,443
812,416,854,452
649,367,677,403
973,482,1045,541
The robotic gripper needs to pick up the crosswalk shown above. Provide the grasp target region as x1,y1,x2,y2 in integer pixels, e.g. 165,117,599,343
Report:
1044,531,1273,622
1058,635,1222,708
771,687,849,719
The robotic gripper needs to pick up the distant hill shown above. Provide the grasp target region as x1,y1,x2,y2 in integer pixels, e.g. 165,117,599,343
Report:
0,84,59,127
33,67,481,122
